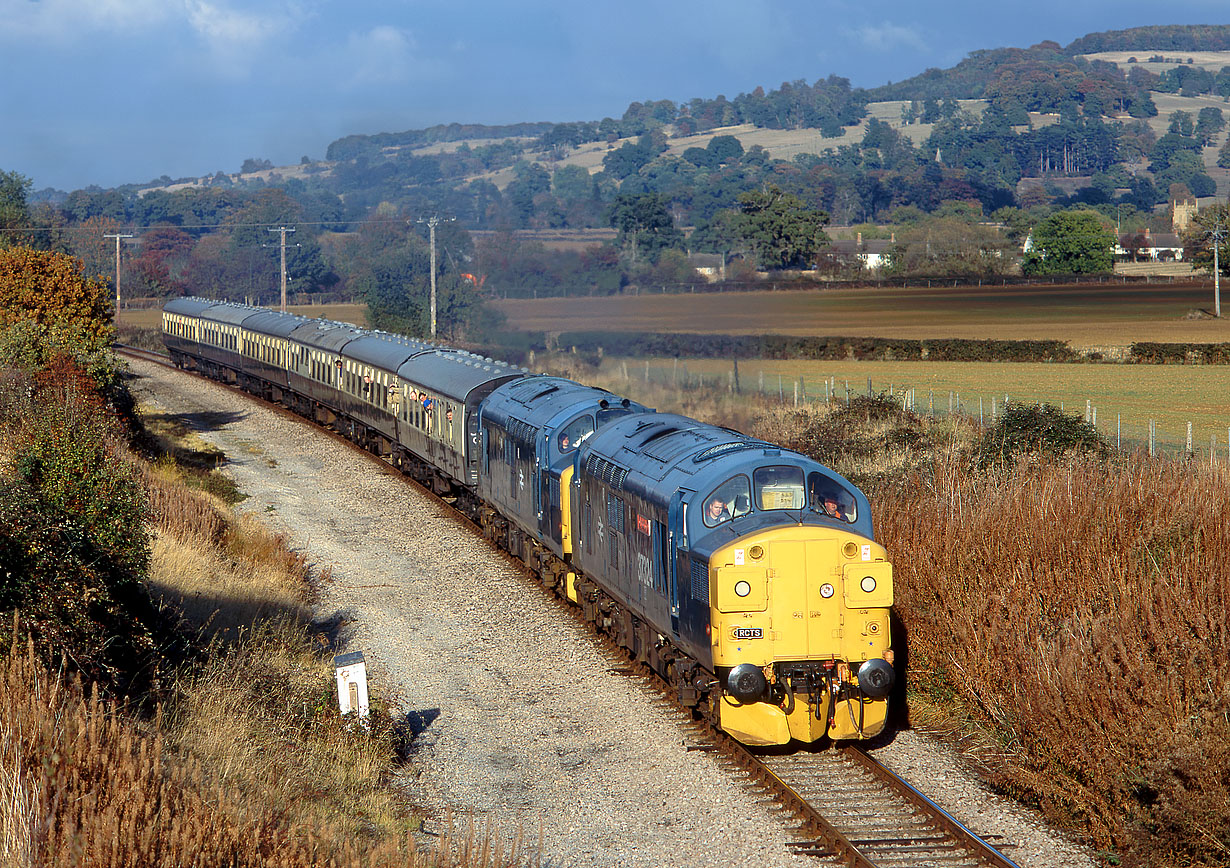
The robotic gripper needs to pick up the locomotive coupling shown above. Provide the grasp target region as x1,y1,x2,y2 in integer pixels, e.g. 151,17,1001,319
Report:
856,658,895,698
726,663,768,703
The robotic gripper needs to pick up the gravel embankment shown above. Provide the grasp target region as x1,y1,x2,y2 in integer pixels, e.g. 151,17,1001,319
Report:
128,357,1094,868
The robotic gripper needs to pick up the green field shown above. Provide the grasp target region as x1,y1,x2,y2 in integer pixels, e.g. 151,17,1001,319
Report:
607,357,1230,456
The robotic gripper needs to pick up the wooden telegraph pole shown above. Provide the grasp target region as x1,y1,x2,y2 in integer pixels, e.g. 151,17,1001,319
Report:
103,232,133,325
415,215,454,339
1211,224,1225,318
268,226,296,312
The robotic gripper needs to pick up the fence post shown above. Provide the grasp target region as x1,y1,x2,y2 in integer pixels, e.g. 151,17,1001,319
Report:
1187,422,1193,457
992,396,996,421
948,391,953,414
1149,419,1156,457
1212,433,1217,467
1092,407,1097,428
644,360,650,383
1117,414,1121,451
929,389,934,415
778,374,784,402
793,380,798,407
1085,399,1091,423
867,377,872,397
979,396,983,426
800,376,805,403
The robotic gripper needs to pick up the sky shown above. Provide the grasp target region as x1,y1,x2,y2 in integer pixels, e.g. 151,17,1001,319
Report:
0,1,1226,192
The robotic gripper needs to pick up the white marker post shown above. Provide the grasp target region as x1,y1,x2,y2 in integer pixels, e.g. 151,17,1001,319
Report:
334,651,370,726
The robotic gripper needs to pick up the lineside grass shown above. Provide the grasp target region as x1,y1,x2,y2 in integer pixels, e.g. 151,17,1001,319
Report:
877,454,1230,866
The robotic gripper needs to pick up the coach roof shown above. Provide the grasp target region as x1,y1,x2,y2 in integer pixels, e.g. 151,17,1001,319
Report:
340,333,434,373
286,318,367,354
241,309,313,339
397,349,525,403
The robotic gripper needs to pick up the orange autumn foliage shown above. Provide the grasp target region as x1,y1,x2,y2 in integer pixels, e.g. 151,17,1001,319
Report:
0,247,113,352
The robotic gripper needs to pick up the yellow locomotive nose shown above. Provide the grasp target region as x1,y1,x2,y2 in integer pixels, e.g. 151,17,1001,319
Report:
708,526,894,746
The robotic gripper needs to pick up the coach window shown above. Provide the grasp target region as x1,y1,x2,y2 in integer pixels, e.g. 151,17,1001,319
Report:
701,476,751,528
754,465,805,511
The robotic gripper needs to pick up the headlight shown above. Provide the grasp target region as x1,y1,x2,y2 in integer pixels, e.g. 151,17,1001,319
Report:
734,580,751,597
860,576,876,593
819,583,834,598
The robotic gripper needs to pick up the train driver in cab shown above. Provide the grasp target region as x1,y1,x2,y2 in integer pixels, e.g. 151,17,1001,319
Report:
703,477,752,528
809,472,856,523
558,416,596,453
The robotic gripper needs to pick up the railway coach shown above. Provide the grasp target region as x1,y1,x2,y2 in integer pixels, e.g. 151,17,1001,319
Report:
162,298,523,494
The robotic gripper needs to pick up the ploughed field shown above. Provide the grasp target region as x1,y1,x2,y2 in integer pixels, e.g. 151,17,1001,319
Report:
495,282,1230,349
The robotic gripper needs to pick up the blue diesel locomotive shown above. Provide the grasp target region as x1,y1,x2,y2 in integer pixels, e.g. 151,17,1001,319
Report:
161,298,895,746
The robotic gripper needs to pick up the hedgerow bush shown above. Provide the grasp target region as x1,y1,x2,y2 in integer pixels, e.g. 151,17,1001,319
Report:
1130,341,1230,364
976,402,1109,466
554,330,1079,363
0,352,168,694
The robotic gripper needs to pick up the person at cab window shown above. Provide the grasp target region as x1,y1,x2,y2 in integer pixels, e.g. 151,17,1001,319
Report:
705,495,730,525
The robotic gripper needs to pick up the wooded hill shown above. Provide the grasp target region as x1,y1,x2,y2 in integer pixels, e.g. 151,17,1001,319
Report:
91,22,1230,234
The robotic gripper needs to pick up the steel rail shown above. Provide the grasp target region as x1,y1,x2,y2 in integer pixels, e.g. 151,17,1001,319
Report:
843,745,1023,868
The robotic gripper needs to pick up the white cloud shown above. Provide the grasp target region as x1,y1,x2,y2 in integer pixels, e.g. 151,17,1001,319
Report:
847,22,928,53
184,1,284,49
0,0,172,41
342,25,420,87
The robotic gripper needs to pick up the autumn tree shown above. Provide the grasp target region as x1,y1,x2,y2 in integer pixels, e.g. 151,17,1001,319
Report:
0,248,113,353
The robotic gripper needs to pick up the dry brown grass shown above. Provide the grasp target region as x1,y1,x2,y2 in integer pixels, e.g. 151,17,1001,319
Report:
0,631,534,868
876,454,1230,865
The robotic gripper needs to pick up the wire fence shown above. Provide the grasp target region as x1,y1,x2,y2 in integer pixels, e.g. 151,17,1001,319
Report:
626,359,1230,463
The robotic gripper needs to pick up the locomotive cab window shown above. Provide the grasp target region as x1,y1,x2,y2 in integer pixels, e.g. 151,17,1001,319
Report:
807,471,857,523
702,476,752,528
557,414,594,452
754,465,805,511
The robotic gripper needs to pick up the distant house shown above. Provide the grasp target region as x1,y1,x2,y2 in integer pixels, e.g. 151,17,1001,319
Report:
824,233,894,271
1116,229,1186,262
686,252,727,281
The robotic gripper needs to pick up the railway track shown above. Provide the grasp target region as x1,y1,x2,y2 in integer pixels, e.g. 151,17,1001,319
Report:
119,344,1025,868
